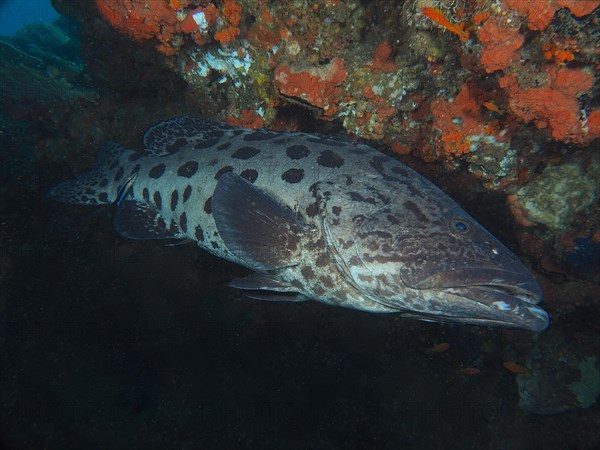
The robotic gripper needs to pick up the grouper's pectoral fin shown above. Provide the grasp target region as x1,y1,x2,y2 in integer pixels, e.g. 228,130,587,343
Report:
113,201,180,240
212,172,310,271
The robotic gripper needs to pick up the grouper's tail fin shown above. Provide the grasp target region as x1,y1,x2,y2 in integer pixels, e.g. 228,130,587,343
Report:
47,141,139,206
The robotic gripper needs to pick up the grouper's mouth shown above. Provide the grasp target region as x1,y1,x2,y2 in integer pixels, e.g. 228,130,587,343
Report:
410,268,549,332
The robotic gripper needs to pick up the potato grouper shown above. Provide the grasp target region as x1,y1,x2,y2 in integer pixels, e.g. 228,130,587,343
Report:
48,116,549,331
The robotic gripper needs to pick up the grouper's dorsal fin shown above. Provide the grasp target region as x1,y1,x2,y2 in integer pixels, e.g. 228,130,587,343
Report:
113,201,181,240
212,173,309,271
142,115,235,157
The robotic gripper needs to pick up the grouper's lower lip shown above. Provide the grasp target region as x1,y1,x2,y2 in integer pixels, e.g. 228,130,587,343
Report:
404,305,549,332
408,269,549,331
444,285,550,332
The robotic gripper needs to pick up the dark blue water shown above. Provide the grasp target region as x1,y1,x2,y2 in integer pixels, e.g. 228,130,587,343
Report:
0,0,58,36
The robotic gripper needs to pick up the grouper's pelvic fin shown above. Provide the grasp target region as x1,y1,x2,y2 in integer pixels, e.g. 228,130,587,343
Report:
46,141,138,206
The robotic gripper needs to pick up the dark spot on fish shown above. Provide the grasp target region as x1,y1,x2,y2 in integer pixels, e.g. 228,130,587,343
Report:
149,164,166,179
372,190,391,205
99,178,108,187
370,252,402,264
215,166,233,180
332,206,342,216
334,289,348,301
305,203,318,217
183,185,192,203
332,218,340,226
157,217,166,230
179,212,187,233
128,152,143,161
243,131,277,141
178,161,199,178
387,214,400,225
370,156,385,174
204,197,212,214
316,253,329,266
339,239,354,250
114,167,124,182
317,150,344,168
348,192,376,205
319,275,334,288
170,191,178,211
368,241,379,251
153,191,162,209
286,144,310,160
195,225,204,242
376,274,388,283
282,168,304,183
167,137,188,153
209,158,219,166
404,200,429,223
194,137,220,149
169,219,178,234
348,255,362,266
217,142,231,151
232,146,260,159
98,192,108,202
306,237,323,251
371,155,398,182
288,239,298,252
211,241,219,249
301,266,315,280
142,187,150,202
345,175,353,185
314,285,326,296
358,274,373,283
205,129,225,139
381,243,392,253
240,169,258,183
232,130,244,136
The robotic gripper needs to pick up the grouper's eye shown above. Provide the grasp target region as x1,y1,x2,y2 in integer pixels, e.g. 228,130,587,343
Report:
450,217,470,234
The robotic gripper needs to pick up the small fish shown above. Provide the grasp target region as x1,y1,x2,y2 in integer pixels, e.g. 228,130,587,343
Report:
482,101,502,114
461,367,481,375
421,7,469,42
113,170,139,207
503,362,530,374
430,342,451,353
47,116,550,331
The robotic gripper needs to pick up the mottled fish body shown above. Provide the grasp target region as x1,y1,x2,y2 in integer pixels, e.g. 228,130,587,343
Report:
48,116,549,331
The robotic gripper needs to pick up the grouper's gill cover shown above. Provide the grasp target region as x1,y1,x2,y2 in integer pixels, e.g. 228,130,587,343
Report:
47,116,549,332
